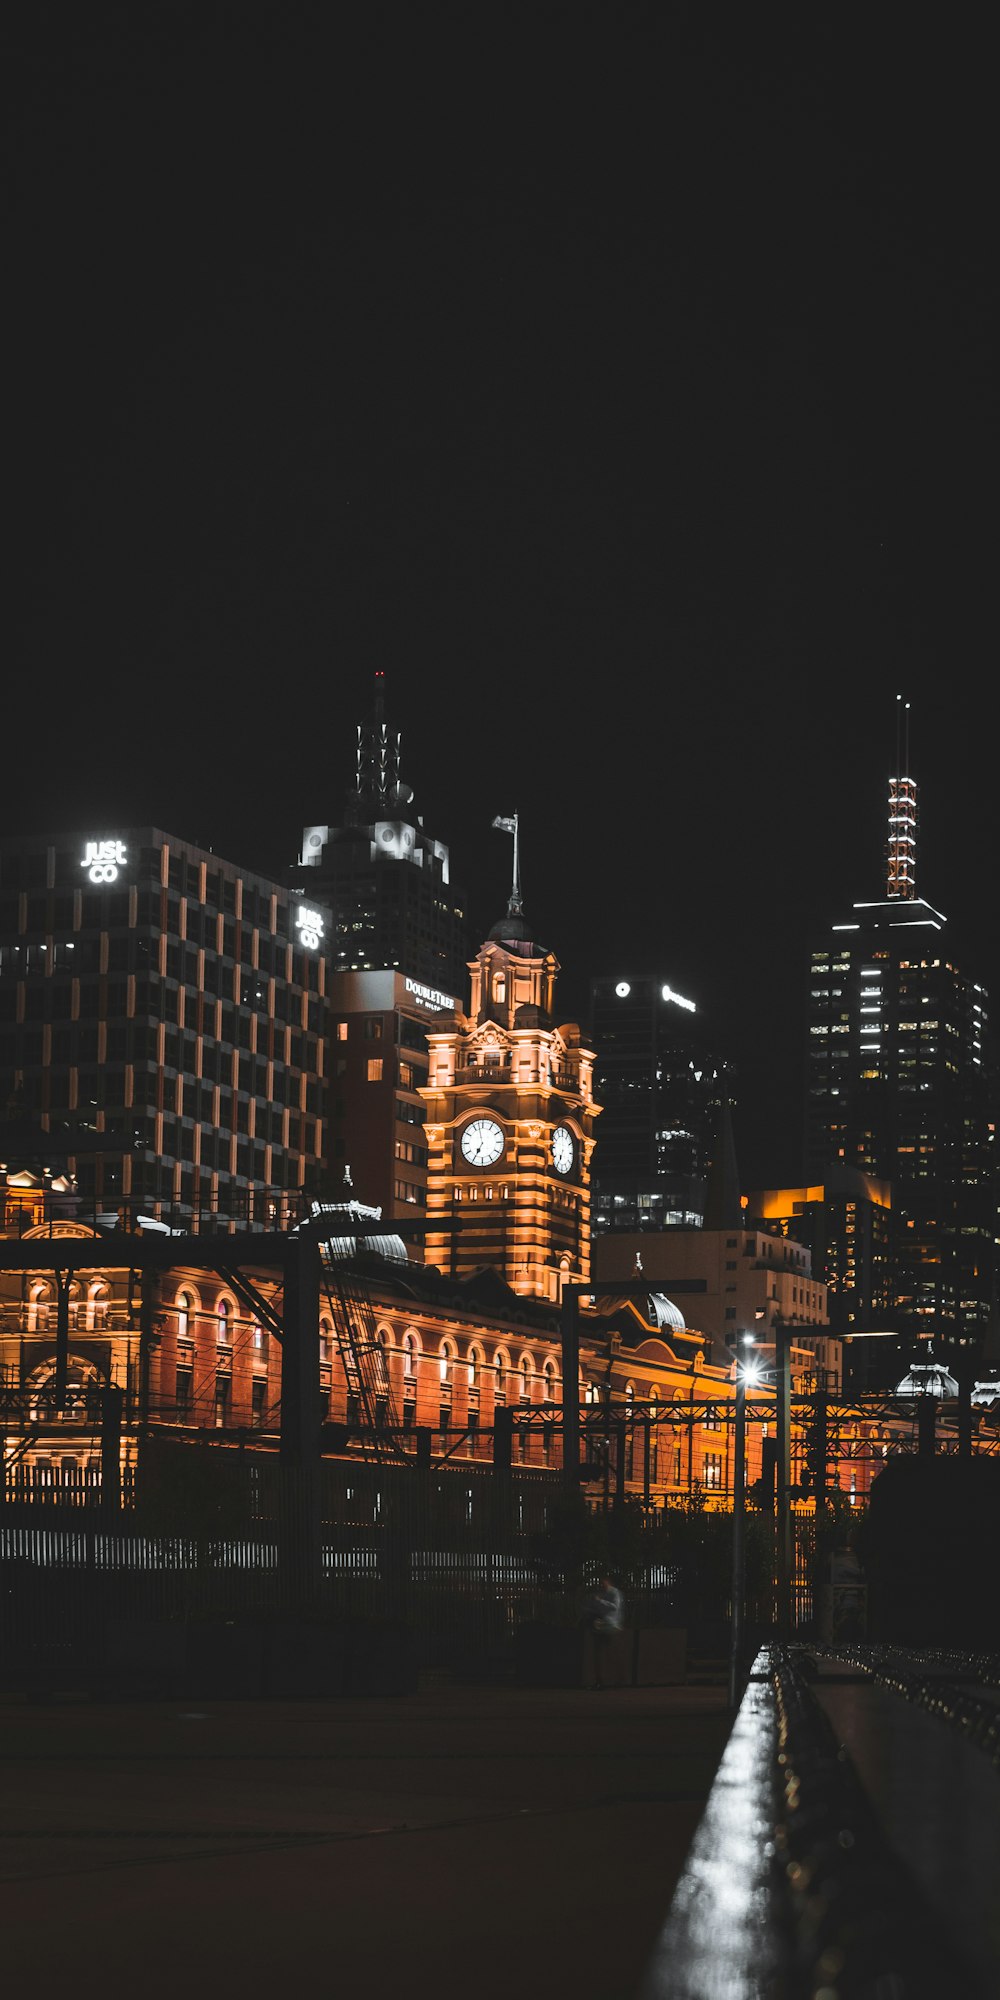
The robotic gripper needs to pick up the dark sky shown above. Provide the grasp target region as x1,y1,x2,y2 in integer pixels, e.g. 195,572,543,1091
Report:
8,6,997,1185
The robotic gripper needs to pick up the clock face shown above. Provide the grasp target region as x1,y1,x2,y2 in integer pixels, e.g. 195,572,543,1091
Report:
461,1117,505,1167
552,1125,574,1175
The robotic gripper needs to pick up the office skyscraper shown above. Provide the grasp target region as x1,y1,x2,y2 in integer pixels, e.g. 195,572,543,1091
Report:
804,742,993,1361
295,672,468,997
588,973,733,1233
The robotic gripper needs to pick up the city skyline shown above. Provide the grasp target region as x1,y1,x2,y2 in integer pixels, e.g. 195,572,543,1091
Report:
9,9,996,1187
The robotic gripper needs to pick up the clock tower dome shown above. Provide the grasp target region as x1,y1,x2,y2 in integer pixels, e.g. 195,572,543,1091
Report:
420,827,600,1301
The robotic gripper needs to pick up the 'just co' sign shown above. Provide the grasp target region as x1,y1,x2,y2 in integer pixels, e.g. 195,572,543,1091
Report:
81,839,127,884
295,905,325,950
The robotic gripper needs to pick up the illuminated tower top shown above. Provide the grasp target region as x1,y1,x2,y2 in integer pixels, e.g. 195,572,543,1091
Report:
297,669,468,994
886,694,917,900
346,669,415,826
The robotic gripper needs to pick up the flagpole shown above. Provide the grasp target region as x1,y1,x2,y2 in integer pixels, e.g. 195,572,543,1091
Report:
491,813,521,914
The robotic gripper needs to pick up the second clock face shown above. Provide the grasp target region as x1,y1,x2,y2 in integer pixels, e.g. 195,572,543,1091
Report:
461,1117,505,1167
552,1125,574,1174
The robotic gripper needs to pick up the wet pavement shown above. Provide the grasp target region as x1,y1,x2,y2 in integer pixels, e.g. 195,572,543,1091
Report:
638,1646,1000,1998
6,1654,996,1997
0,1681,731,2000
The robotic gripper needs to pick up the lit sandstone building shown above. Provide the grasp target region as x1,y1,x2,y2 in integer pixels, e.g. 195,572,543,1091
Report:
420,817,599,1300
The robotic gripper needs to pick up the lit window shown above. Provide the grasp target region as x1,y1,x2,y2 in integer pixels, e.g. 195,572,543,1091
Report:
367,1058,384,1082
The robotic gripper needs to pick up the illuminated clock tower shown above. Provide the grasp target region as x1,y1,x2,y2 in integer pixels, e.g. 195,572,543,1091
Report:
420,819,600,1301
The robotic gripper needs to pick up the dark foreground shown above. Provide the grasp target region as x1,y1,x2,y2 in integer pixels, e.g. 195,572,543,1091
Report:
0,1680,730,2000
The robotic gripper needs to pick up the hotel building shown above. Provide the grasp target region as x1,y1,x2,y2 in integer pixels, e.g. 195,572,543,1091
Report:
0,826,329,1221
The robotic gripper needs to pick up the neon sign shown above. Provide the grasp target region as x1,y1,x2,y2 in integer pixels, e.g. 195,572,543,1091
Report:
295,905,325,950
82,839,127,884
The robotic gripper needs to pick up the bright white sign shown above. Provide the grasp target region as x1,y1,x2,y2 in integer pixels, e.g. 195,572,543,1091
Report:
661,983,696,1013
295,906,325,949
405,976,455,1013
82,839,127,884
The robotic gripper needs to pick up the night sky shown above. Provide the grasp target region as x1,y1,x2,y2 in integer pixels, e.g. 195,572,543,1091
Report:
8,7,997,1185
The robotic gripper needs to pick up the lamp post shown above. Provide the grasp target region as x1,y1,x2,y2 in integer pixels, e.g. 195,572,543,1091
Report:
728,1335,756,1710
773,1316,792,1640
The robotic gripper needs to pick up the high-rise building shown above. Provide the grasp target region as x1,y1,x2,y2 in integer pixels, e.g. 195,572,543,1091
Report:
804,739,993,1361
588,973,734,1234
592,1220,837,1383
421,824,599,1301
745,1167,894,1338
0,826,329,1219
295,671,468,997
327,966,459,1223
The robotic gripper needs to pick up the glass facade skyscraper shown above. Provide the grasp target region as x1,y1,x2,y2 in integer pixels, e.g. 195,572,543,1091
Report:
588,973,733,1234
804,768,993,1360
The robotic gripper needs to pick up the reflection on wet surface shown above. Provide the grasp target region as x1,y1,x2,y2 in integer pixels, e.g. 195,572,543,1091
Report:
637,1667,779,2000
815,1679,1000,1995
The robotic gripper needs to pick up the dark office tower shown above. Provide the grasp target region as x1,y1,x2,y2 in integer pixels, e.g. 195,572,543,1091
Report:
0,828,329,1221
295,672,469,997
589,973,733,1233
804,748,993,1362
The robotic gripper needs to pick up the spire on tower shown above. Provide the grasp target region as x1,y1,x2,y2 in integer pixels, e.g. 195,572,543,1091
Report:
886,694,917,900
348,671,414,823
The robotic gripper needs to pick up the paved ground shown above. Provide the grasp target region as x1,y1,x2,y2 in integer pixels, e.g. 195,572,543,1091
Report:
0,1680,731,2000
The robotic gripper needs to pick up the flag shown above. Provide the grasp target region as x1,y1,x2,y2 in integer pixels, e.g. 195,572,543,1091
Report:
492,814,517,832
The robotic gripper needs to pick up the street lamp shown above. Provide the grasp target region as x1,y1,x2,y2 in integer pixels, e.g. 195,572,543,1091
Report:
728,1334,757,1709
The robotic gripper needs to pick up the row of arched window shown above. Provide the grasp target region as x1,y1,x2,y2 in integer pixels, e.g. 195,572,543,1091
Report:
24,1281,112,1330
164,1294,565,1398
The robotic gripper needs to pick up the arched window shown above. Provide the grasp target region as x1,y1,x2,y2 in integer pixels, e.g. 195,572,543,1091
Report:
467,1345,483,1391
494,971,506,1006
319,1318,332,1364
88,1282,110,1331
585,1379,600,1405
28,1283,51,1332
439,1339,455,1385
217,1298,231,1345
519,1355,532,1403
494,1350,509,1405
176,1291,193,1341
403,1332,418,1379
543,1359,557,1401
27,1280,52,1328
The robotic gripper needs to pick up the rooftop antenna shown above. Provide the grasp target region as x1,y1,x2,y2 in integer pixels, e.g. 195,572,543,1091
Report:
886,693,917,900
491,812,523,917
